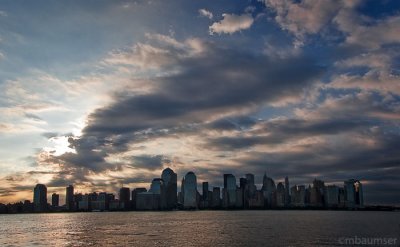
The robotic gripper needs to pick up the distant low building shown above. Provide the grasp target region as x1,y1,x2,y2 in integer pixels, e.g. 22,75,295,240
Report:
136,192,160,210
325,185,339,208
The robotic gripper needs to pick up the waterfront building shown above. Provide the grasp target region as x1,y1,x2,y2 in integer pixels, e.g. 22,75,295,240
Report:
119,187,131,210
245,174,256,198
284,176,290,206
212,187,221,208
291,185,306,207
235,187,244,208
131,188,147,210
136,192,161,210
262,172,276,208
200,182,211,209
276,182,285,207
325,185,339,207
310,179,325,207
78,194,91,211
33,184,47,212
51,193,59,207
183,172,197,209
248,190,264,208
223,174,237,207
161,168,178,209
66,185,74,211
344,179,364,208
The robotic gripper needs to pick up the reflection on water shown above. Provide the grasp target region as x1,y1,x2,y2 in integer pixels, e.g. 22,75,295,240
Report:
0,211,399,246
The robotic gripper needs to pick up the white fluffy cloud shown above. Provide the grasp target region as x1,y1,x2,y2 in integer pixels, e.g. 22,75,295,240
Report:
199,8,213,19
209,13,254,35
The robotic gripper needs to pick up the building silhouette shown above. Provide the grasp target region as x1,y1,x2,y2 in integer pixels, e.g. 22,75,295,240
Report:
33,184,47,212
344,179,364,208
161,168,178,210
119,187,130,210
51,193,59,207
66,185,74,211
223,174,237,208
183,172,197,209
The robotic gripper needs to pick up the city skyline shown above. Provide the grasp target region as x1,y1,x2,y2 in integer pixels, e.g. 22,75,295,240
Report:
1,167,368,213
1,0,400,206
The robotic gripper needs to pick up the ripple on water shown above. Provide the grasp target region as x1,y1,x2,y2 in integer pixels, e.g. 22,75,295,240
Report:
0,211,399,247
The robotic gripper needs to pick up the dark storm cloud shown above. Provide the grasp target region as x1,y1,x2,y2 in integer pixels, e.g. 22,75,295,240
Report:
85,43,324,137
206,118,370,150
45,41,324,175
129,155,170,170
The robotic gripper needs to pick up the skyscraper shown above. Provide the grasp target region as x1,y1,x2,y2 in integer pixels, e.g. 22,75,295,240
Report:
223,174,236,207
284,176,290,207
276,182,285,207
33,184,47,212
51,193,59,207
161,167,177,209
119,187,130,210
310,179,325,207
245,173,256,198
344,179,364,208
262,172,276,207
131,188,147,210
325,185,339,207
212,187,221,208
66,185,74,211
202,182,209,200
183,172,197,209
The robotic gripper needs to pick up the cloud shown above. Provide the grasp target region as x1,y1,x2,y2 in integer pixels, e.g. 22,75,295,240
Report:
129,155,171,170
40,34,323,187
334,9,400,49
199,8,213,19
263,0,348,38
209,13,254,35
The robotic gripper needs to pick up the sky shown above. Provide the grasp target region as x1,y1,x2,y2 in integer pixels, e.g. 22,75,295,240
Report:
0,0,399,205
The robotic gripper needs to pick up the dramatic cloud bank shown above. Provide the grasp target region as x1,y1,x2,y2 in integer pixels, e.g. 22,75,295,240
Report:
0,0,399,205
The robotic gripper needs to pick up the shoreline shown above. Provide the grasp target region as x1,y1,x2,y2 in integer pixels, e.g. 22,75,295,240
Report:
1,206,399,215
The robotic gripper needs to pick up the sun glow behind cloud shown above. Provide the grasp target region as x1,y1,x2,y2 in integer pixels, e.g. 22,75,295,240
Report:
0,0,399,205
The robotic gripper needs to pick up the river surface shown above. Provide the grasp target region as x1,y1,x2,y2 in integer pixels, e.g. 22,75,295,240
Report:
0,210,399,246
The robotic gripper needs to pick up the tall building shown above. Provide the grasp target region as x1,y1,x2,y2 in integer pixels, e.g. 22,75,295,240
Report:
310,179,325,207
202,182,209,200
344,179,364,208
119,187,130,210
240,178,248,208
212,187,221,208
290,185,306,207
131,188,147,210
354,180,364,208
325,185,339,207
223,174,237,207
245,173,256,198
262,172,276,207
66,185,74,211
284,176,290,206
161,168,177,209
276,182,285,207
33,184,47,212
51,193,59,207
183,172,197,209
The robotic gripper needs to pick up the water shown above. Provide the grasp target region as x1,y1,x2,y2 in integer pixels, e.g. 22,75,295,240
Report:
0,211,399,246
